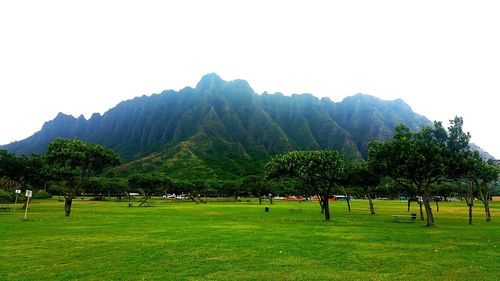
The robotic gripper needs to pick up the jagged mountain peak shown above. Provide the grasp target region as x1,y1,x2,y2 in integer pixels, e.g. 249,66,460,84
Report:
2,73,438,179
53,112,75,120
196,72,225,91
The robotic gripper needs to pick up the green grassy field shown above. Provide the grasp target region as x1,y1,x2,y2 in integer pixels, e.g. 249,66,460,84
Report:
0,198,499,281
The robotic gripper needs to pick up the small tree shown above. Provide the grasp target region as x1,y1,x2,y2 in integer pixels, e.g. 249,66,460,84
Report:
220,180,243,202
104,177,129,200
0,150,29,193
81,177,106,199
242,175,273,205
46,138,121,216
464,157,499,223
128,174,170,206
344,162,381,214
266,150,345,221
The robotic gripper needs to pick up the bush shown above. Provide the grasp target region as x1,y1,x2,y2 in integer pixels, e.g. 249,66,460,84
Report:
33,190,52,199
91,196,109,201
0,188,14,202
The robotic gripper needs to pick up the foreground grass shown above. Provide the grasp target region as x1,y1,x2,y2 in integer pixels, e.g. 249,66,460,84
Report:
0,198,498,280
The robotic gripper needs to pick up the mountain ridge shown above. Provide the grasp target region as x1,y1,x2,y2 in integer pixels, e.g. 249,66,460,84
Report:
4,73,480,179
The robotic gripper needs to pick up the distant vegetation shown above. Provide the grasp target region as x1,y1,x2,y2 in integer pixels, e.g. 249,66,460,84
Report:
1,117,498,225
2,73,436,180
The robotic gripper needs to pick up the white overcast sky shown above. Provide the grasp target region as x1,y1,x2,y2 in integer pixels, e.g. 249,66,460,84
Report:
0,0,499,158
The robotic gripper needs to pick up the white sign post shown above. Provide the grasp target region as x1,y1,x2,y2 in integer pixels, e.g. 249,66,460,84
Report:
24,190,32,220
14,189,21,213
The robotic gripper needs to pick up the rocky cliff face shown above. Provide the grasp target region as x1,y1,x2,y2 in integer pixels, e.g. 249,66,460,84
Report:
2,73,433,179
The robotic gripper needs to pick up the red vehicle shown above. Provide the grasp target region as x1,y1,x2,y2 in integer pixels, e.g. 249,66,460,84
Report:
310,195,343,201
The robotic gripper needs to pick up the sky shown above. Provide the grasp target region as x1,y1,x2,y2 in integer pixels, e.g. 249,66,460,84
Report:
0,0,499,158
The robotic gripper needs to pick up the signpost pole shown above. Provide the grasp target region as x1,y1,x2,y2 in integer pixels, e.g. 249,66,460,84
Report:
24,190,32,220
14,190,21,213
24,197,30,220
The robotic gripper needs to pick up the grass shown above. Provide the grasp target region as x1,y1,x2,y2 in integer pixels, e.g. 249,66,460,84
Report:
0,198,499,280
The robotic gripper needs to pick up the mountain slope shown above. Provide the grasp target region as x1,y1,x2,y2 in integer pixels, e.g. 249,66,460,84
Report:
2,73,434,180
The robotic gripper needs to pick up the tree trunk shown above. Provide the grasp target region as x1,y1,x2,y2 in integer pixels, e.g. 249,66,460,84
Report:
478,189,491,222
342,187,351,212
323,197,331,221
463,193,473,225
368,194,375,215
189,195,200,204
234,193,238,202
258,196,262,205
419,201,424,220
435,200,439,212
64,197,73,217
319,198,324,214
139,194,150,206
407,199,412,212
483,202,491,222
422,196,435,226
269,196,273,205
468,203,473,225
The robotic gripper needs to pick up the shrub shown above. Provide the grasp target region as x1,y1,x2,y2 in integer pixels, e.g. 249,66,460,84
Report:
0,188,14,202
33,190,52,199
91,196,109,201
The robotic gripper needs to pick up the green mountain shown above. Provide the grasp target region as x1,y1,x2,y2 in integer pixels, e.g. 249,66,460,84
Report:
1,73,432,180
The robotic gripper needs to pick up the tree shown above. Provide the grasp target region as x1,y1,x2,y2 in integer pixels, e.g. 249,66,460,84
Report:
81,177,106,198
242,175,272,205
265,150,345,221
368,123,449,226
464,157,499,223
0,151,51,198
444,116,493,224
128,173,171,206
0,150,29,192
344,162,381,214
46,138,121,216
477,161,498,222
218,180,243,202
104,177,129,200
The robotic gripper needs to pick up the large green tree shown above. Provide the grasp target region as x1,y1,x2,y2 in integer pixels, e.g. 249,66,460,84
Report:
444,116,497,224
46,138,121,216
265,150,345,221
368,123,449,226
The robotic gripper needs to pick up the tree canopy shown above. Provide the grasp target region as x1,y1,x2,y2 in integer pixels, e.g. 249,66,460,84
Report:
46,138,121,216
368,122,450,226
265,150,345,221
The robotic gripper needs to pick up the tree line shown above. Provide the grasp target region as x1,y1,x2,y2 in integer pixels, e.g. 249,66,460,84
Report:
266,117,499,226
1,117,499,225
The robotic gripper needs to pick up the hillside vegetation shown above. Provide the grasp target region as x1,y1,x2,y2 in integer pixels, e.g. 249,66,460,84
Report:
2,74,431,180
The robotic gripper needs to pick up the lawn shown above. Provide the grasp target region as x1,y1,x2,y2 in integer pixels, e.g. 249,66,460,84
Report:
0,198,498,280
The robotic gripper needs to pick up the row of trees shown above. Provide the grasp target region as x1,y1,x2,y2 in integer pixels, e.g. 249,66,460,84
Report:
0,139,280,215
1,117,498,224
1,138,121,216
265,117,499,226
